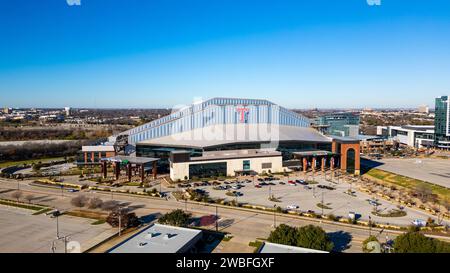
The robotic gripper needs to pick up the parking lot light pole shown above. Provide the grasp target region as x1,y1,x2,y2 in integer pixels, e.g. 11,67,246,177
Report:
321,192,324,216
118,207,122,237
273,205,277,228
215,206,218,232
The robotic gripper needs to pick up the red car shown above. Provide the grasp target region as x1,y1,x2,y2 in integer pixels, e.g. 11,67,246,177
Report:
255,185,262,188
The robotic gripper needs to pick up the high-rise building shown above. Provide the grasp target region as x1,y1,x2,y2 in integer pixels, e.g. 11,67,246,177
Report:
313,112,360,137
418,105,429,114
3,107,10,114
64,107,71,116
434,96,450,149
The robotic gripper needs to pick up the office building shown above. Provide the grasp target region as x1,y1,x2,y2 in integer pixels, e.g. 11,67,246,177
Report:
312,112,360,137
376,125,435,149
434,96,450,149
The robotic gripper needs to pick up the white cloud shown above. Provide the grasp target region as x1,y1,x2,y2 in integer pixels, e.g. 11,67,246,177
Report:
66,0,81,6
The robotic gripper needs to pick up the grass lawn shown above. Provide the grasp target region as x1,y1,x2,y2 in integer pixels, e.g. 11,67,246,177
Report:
363,168,450,201
0,157,65,168
0,198,48,211
65,209,108,222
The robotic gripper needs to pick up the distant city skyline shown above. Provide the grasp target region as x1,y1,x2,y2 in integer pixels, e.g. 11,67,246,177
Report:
1,1,450,108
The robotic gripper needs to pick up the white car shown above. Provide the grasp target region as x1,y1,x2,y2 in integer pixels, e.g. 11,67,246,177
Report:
412,219,427,227
286,205,299,210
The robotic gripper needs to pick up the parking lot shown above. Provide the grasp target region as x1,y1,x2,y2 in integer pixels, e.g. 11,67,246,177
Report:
363,158,450,189
180,173,447,227
0,206,115,253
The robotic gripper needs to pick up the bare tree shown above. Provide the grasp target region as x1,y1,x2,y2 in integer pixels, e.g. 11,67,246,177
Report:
88,197,103,209
70,195,88,208
11,191,23,203
24,194,34,204
101,200,119,211
415,184,432,203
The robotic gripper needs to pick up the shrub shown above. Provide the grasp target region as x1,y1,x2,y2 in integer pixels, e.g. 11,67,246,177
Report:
158,209,191,227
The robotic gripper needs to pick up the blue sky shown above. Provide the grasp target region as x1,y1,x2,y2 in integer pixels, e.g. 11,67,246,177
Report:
1,0,450,108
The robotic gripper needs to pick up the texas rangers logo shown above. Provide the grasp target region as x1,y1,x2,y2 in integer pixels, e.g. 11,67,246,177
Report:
236,106,249,123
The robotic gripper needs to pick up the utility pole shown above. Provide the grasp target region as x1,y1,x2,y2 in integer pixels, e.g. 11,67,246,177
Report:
53,210,61,239
273,205,277,228
118,206,123,237
369,215,372,237
321,192,324,216
215,206,218,232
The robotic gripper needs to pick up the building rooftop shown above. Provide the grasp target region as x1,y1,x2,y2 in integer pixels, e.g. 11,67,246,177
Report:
82,145,115,152
292,150,334,157
258,242,328,253
138,124,331,149
101,155,159,164
190,149,281,161
108,224,202,253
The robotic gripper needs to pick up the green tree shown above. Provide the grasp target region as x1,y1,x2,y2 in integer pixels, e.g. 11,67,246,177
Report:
393,231,450,253
362,235,379,253
158,209,191,227
296,225,334,252
106,209,140,228
267,224,298,246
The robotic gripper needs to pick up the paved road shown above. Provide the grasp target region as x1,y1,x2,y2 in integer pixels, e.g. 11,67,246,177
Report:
0,178,447,253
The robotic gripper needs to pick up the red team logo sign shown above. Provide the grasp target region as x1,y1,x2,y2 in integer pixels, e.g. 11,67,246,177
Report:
236,106,249,123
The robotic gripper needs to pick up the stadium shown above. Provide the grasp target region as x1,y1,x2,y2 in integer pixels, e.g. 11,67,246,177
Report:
82,98,360,181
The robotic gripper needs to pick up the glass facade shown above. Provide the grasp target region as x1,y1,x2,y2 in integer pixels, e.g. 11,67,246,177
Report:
243,160,251,171
314,113,360,137
434,96,450,149
137,140,332,171
189,162,227,179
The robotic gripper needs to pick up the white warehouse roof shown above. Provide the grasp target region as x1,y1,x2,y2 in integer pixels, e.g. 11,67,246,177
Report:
108,224,202,253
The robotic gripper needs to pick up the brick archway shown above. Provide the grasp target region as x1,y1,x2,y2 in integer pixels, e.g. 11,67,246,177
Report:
332,139,361,175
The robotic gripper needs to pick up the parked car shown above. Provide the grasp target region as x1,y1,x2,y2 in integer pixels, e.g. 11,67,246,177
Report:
67,189,79,193
296,179,308,185
255,185,262,188
288,181,296,186
279,181,286,185
318,185,335,190
412,219,427,227
286,205,299,210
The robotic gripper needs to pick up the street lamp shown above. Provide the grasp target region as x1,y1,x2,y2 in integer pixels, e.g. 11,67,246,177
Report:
273,204,277,228
52,210,61,239
118,207,123,236
215,206,219,232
